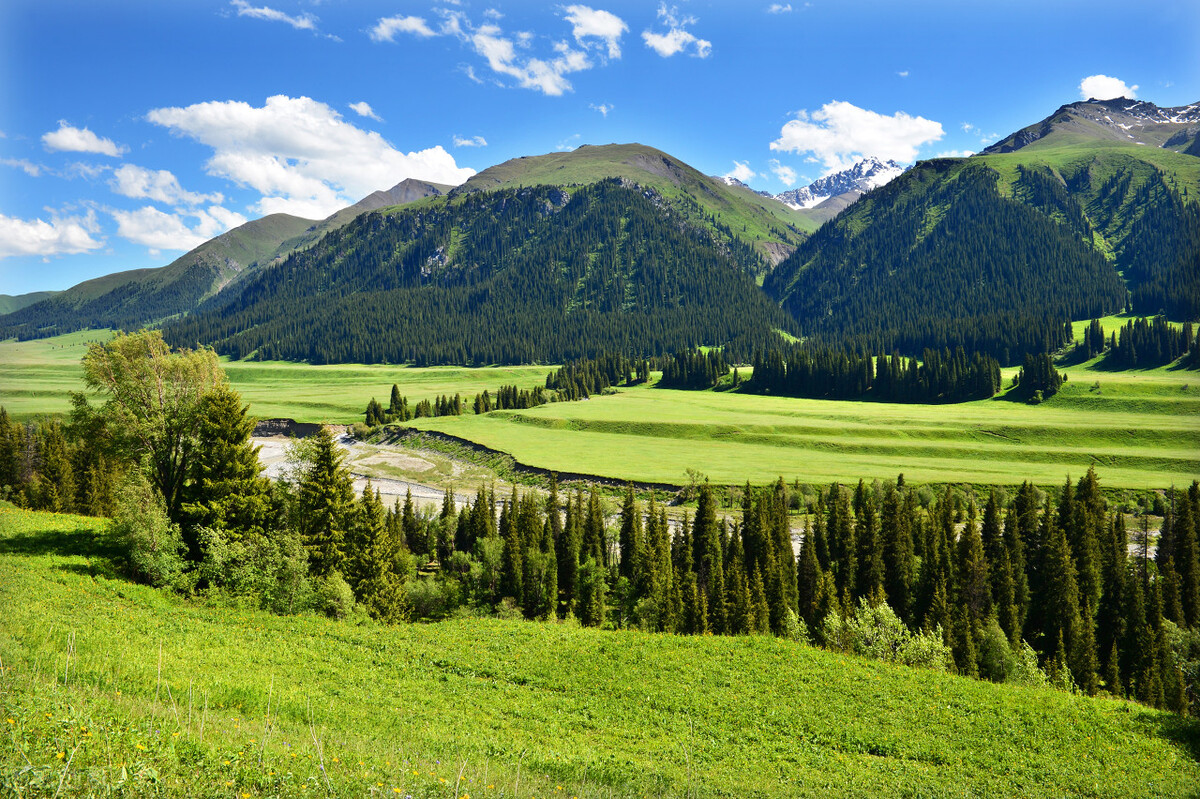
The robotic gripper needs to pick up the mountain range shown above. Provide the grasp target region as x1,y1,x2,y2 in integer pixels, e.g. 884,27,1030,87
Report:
2,97,1198,365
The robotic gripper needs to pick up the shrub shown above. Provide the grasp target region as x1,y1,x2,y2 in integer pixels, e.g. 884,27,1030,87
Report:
110,473,186,589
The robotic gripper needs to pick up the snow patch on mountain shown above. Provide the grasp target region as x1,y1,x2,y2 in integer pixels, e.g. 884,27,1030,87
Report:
774,157,904,210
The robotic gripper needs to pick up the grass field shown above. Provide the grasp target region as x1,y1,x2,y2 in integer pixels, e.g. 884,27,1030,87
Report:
2,331,1196,490
4,507,1200,798
411,368,1199,490
0,331,550,423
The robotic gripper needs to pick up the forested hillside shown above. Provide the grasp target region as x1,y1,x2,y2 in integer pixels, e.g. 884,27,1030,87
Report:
764,162,1128,362
164,180,796,364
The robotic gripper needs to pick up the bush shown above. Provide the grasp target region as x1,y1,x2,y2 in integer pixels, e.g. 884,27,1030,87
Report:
316,570,357,619
110,473,186,589
976,618,1017,682
823,599,953,672
406,576,463,620
1006,640,1049,688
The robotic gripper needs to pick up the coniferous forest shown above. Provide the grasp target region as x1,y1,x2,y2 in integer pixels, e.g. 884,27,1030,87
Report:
162,181,794,365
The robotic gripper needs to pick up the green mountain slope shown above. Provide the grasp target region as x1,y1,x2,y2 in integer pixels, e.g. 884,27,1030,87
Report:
765,132,1200,360
0,213,317,339
456,143,817,265
0,291,58,315
163,179,796,364
0,180,451,341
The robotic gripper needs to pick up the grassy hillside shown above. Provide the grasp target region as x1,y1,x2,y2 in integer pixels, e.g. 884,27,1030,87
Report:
456,143,817,260
0,214,317,340
0,291,58,315
3,507,1199,798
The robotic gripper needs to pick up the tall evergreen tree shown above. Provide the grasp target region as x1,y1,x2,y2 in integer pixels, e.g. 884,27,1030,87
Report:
296,426,356,576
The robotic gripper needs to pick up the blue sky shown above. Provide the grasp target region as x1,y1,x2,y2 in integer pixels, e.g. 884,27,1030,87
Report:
2,0,1198,295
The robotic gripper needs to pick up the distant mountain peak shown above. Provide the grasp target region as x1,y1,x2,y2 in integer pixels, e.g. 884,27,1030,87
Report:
774,157,905,210
982,97,1200,155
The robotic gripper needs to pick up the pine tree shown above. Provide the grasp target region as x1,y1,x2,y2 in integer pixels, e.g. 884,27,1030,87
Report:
1074,599,1100,696
956,501,992,625
500,499,524,603
584,488,607,566
181,386,274,558
881,480,914,623
618,484,645,583
297,426,356,576
854,480,884,602
1041,519,1082,665
1174,497,1200,627
749,566,770,634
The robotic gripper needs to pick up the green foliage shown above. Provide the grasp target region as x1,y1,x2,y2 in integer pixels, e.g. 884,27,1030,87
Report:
822,599,954,671
109,472,185,589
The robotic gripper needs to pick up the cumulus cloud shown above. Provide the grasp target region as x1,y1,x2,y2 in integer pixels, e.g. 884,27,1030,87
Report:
1079,74,1138,100
564,5,627,59
110,164,223,206
370,14,436,41
453,135,488,147
230,0,317,30
935,149,975,158
0,210,103,258
110,205,247,253
146,95,475,218
768,159,797,186
770,100,944,174
642,4,711,58
767,4,792,12
722,161,759,184
590,103,613,117
468,25,595,95
42,122,126,157
348,101,382,121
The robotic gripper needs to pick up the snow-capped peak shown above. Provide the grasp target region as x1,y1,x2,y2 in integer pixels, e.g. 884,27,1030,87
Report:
775,157,905,210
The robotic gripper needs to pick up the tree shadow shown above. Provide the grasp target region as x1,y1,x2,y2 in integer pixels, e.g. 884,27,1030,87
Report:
0,526,120,561
1135,705,1200,764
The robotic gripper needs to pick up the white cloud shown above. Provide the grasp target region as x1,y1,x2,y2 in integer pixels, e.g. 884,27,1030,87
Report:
370,14,436,41
0,209,103,258
453,135,488,147
590,103,613,117
935,149,975,158
42,122,126,157
1079,74,1138,101
2,158,42,177
110,205,247,253
230,0,316,30
110,164,223,206
469,24,593,96
348,101,382,121
770,100,944,174
564,5,627,59
897,70,909,78
146,95,475,218
768,159,797,186
557,133,581,151
642,4,711,58
767,4,792,12
722,161,758,184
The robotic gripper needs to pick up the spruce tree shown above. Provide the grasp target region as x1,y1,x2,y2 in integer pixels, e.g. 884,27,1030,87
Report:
181,386,274,557
881,480,914,623
296,426,356,576
854,480,884,602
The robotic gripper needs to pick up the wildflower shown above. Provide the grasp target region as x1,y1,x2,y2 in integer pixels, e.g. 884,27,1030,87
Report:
136,744,146,751
5,719,13,724
57,752,65,760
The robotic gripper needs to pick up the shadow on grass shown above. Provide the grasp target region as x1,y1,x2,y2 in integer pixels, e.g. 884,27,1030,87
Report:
0,526,121,561
1143,706,1200,764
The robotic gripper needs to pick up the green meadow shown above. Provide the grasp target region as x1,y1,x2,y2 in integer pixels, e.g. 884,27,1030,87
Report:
4,507,1200,798
2,330,1196,490
0,331,549,423
412,371,1199,490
